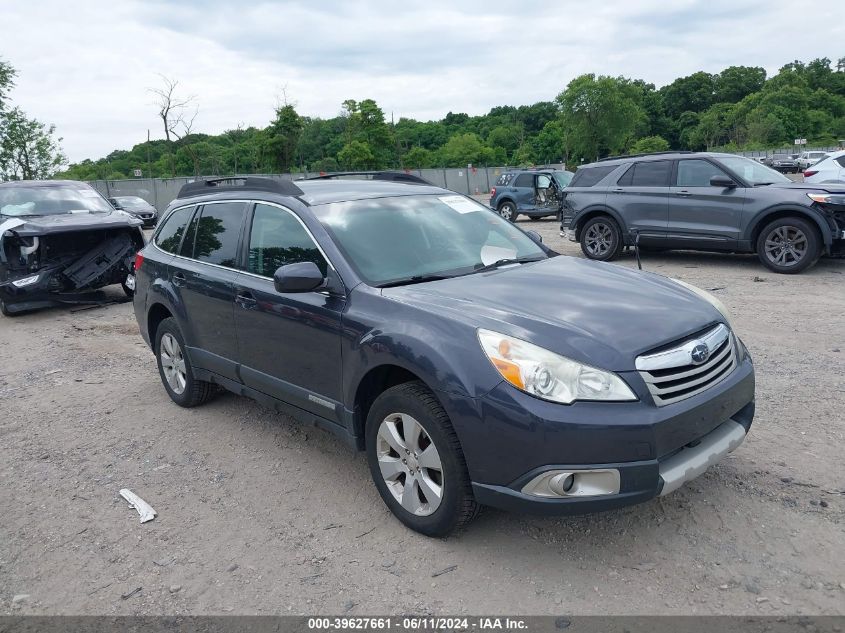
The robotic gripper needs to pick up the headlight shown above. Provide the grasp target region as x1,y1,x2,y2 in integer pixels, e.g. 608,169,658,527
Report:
477,329,637,404
670,278,734,329
11,274,39,288
807,192,845,205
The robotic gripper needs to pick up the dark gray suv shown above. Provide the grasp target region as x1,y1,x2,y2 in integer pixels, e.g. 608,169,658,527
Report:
561,152,845,273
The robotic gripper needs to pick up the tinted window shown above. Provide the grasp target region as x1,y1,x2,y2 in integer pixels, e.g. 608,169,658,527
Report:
513,174,534,187
836,156,845,168
629,160,672,187
155,206,195,254
616,165,634,186
189,202,246,267
676,160,730,187
569,165,618,187
247,204,328,277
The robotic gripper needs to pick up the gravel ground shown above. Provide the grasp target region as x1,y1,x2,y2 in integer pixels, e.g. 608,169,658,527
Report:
1,219,844,616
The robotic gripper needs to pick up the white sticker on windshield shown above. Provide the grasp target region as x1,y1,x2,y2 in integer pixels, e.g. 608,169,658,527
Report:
439,195,485,214
480,245,517,266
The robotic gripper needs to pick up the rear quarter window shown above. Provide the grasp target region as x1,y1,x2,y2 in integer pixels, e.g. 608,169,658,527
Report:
495,174,514,186
569,165,619,187
154,206,195,254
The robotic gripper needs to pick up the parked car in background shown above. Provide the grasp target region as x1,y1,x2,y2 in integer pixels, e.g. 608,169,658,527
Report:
804,150,845,184
489,168,573,221
797,151,829,170
766,154,800,173
109,195,158,227
132,175,755,536
0,181,145,316
560,151,845,273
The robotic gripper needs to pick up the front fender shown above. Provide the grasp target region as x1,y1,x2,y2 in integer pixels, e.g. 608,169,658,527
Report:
744,204,835,247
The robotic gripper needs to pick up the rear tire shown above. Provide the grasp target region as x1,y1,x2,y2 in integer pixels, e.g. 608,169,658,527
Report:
580,216,624,261
365,381,479,537
155,317,216,407
756,217,820,274
497,201,517,222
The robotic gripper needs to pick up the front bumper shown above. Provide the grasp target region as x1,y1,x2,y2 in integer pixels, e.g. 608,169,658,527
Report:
441,354,755,516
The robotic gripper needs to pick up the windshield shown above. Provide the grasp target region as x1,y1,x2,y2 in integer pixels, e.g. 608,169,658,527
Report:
115,196,152,210
553,171,574,187
313,194,547,286
0,184,112,217
718,156,791,185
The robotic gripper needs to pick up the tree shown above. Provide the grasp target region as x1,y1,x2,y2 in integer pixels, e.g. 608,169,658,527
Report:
556,74,645,161
0,58,16,113
660,71,716,119
436,133,495,167
714,66,766,104
402,146,435,169
148,75,196,142
337,140,375,169
265,104,303,172
630,135,670,153
0,107,66,180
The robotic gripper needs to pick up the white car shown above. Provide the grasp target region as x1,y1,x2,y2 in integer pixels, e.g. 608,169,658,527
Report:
803,150,845,183
797,151,829,170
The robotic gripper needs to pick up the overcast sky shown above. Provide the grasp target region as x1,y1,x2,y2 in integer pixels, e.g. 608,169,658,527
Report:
2,0,843,163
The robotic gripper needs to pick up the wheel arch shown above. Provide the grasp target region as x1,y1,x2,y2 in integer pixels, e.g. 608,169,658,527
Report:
351,364,428,447
747,206,832,249
146,302,173,347
573,207,628,241
496,196,517,210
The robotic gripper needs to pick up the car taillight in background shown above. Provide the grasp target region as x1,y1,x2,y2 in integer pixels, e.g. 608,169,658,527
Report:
803,170,818,178
133,252,145,272
490,187,496,198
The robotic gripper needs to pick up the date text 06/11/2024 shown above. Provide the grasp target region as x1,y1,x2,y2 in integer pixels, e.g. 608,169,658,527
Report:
307,617,529,630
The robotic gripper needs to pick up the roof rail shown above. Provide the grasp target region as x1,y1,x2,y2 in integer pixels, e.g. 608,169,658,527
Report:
300,171,432,185
177,177,304,199
596,150,696,162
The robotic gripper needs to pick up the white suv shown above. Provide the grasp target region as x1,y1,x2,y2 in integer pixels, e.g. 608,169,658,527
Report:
803,150,845,183
797,151,829,170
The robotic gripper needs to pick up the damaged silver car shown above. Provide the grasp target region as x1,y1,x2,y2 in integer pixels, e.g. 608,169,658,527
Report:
0,180,145,316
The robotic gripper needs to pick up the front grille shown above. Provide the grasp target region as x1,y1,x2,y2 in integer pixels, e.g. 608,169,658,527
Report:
636,324,737,406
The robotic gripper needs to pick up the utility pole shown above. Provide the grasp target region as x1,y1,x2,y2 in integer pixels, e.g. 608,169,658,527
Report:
147,129,152,178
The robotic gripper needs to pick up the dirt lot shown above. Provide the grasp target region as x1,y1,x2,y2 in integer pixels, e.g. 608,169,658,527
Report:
1,221,844,616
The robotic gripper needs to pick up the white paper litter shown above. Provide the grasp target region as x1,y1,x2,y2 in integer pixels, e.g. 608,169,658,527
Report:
438,195,484,214
119,488,157,523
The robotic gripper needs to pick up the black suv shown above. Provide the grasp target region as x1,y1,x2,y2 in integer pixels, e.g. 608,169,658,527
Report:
561,152,845,273
489,168,573,221
133,174,755,536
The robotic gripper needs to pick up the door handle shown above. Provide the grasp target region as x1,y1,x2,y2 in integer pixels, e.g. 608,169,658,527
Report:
235,290,257,310
611,188,624,193
172,273,186,287
675,190,692,197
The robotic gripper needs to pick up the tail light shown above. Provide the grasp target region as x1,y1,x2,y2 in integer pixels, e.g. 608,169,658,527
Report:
804,170,818,178
490,187,496,197
133,252,144,272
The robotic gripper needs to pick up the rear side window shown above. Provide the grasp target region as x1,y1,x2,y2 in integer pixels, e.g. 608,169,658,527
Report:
836,156,845,168
189,202,246,267
676,160,729,187
619,160,672,187
247,204,328,277
495,174,514,186
154,206,195,254
513,173,534,187
569,165,618,187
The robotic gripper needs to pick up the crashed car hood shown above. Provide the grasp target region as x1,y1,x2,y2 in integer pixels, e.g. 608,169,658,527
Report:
384,256,725,371
0,211,142,237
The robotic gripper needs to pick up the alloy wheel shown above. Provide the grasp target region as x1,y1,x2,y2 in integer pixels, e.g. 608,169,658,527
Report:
584,222,614,257
499,204,514,221
160,333,187,395
764,225,807,268
376,412,444,516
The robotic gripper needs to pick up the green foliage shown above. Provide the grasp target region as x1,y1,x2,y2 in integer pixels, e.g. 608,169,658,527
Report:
1,107,66,180
630,135,670,154
337,140,375,170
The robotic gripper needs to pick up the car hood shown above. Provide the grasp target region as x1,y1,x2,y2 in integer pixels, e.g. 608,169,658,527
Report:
0,210,142,237
384,256,725,371
765,182,845,193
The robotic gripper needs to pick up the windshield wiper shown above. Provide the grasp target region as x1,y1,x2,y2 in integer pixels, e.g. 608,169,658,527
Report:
472,256,545,274
377,274,453,288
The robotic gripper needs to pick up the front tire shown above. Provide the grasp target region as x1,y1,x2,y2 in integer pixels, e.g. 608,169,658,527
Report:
580,216,624,261
756,217,820,274
497,201,517,222
365,381,479,537
155,317,216,407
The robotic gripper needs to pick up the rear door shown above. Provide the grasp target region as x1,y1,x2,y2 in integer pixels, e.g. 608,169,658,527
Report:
668,158,745,250
173,200,247,381
511,173,536,210
233,202,345,423
609,160,671,244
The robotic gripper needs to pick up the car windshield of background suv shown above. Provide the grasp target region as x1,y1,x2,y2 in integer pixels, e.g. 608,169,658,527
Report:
313,194,547,286
0,185,112,217
718,156,791,185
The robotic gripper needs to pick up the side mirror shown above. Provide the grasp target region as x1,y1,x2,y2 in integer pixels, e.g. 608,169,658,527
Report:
273,261,325,293
710,175,737,188
524,230,543,244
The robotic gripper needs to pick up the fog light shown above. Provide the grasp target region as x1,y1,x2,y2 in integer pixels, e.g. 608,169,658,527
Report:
11,274,39,288
522,468,621,498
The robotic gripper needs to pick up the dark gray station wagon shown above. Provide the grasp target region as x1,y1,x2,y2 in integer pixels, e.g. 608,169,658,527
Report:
133,175,755,536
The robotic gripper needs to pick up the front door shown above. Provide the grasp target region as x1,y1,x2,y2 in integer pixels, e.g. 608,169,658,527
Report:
668,159,745,250
234,202,345,424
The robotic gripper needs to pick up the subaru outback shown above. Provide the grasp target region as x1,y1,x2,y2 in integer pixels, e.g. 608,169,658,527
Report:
133,174,755,536
561,152,845,273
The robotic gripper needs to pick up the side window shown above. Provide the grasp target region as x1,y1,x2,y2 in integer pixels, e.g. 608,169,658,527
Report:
247,203,328,278
179,207,200,257
569,165,618,187
629,160,672,187
513,174,534,188
191,202,246,267
495,174,513,187
536,174,552,188
676,160,729,187
836,156,845,168
154,206,195,254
